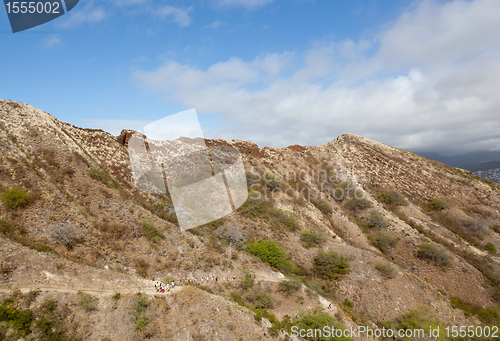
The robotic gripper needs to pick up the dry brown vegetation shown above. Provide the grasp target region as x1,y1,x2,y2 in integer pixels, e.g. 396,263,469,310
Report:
1,101,500,340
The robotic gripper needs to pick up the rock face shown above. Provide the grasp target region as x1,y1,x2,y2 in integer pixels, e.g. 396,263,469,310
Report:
1,100,500,340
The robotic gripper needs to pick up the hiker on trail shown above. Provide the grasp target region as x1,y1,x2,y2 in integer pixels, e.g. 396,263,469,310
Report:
155,282,159,292
328,304,332,309
227,276,229,281
296,314,299,319
201,277,204,284
172,281,175,288
207,276,209,283
233,275,236,280
216,276,218,282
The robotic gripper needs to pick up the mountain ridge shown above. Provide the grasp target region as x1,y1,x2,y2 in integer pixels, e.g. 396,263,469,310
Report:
1,100,500,340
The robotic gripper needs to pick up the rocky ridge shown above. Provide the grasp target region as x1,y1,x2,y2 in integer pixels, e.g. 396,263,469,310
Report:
1,100,500,340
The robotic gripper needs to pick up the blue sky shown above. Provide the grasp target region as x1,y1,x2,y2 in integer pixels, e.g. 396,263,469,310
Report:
1,0,500,154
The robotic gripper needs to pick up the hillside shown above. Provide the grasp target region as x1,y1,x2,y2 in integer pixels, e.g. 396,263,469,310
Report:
462,161,500,172
1,100,500,340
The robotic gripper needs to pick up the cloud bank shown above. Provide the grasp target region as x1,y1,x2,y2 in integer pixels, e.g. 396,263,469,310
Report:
133,0,500,153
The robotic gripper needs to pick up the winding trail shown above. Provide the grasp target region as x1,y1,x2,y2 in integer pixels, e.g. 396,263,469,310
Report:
0,281,184,297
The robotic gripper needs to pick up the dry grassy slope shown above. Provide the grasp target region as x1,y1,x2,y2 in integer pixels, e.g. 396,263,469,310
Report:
238,134,499,320
0,237,269,340
1,100,500,339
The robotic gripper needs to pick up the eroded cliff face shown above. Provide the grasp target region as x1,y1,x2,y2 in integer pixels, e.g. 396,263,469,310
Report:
1,100,499,340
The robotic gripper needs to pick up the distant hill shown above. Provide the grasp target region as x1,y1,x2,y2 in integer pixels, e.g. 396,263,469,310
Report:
462,160,500,172
413,151,500,168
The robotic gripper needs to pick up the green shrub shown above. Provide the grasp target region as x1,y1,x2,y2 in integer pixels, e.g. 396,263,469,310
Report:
134,315,149,332
300,229,326,248
0,298,33,337
323,163,335,181
269,208,300,231
277,280,301,296
239,194,301,230
317,201,333,215
130,293,149,332
284,307,350,341
376,262,396,278
428,198,448,211
112,292,122,301
382,306,447,340
343,298,353,308
0,293,74,340
246,240,297,273
376,189,406,206
1,188,30,209
461,217,488,235
238,193,271,219
262,173,281,190
449,296,500,325
254,309,277,324
369,231,398,253
30,244,56,254
416,243,453,266
334,181,355,201
89,168,114,186
313,251,350,280
245,171,260,185
76,291,98,312
366,210,388,229
346,197,371,211
0,220,14,235
140,220,164,243
240,273,255,290
485,242,497,254
230,292,245,306
245,288,275,309
132,293,148,317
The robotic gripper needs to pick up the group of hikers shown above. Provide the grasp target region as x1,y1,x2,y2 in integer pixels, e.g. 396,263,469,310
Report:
155,274,237,293
154,280,175,293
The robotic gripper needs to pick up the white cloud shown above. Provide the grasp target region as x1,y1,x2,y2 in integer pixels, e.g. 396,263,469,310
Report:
217,0,275,9
42,35,62,48
107,0,148,6
59,3,107,28
205,20,225,29
376,0,500,68
154,5,192,27
133,0,500,153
